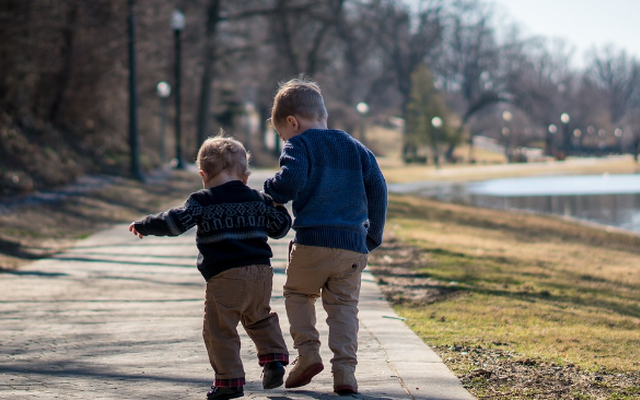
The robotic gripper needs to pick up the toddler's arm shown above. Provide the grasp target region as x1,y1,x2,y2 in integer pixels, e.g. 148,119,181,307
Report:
128,195,201,238
129,222,144,239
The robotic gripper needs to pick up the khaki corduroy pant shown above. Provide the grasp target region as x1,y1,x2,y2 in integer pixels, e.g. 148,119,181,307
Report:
203,265,288,383
283,244,368,368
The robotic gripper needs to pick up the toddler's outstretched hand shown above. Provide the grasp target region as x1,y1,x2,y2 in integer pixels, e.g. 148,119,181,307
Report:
129,223,144,239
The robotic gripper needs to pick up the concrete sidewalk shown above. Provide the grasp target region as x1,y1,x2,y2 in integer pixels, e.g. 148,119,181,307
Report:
0,174,475,400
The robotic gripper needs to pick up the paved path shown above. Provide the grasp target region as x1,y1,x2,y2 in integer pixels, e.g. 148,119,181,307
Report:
0,173,475,400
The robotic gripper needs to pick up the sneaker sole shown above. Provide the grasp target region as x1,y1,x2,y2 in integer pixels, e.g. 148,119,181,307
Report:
334,385,357,395
206,390,244,400
285,363,324,388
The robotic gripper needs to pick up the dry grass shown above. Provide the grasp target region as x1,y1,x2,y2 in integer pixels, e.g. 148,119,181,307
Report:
369,193,640,398
382,194,640,370
0,169,200,270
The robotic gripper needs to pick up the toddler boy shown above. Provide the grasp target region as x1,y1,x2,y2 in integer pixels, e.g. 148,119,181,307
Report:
130,135,291,400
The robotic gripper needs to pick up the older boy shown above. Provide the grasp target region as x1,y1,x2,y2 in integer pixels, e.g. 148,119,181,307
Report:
263,77,387,394
130,136,291,400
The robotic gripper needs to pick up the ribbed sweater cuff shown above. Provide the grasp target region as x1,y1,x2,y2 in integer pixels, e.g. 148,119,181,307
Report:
295,228,368,254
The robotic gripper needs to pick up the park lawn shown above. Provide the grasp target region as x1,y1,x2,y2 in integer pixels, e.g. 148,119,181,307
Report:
0,169,200,270
368,193,640,398
2,148,640,397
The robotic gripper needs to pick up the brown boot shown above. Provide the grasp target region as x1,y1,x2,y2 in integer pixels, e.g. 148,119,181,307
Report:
284,352,324,388
333,365,357,394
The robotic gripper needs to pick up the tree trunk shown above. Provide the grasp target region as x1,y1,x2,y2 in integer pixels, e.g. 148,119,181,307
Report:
196,0,222,151
49,1,79,125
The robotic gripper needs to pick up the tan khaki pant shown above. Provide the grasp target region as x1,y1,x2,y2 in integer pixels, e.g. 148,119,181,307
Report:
203,265,288,382
284,244,368,368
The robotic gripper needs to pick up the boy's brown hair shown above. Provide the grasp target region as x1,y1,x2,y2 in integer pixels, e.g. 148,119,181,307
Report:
196,133,251,179
271,76,328,126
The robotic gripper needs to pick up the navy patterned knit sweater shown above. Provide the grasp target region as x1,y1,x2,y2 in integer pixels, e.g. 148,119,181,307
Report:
263,129,387,254
133,180,291,281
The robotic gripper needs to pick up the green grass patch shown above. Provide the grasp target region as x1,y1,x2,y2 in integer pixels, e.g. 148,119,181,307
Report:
383,194,640,372
369,193,640,398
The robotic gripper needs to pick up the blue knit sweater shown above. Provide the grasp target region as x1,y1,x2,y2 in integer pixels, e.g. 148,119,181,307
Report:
263,129,387,254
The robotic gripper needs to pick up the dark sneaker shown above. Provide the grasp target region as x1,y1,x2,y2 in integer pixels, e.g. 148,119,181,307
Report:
262,361,285,389
206,386,244,400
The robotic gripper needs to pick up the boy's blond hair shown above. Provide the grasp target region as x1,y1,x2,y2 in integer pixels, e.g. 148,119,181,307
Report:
271,76,328,126
196,133,251,179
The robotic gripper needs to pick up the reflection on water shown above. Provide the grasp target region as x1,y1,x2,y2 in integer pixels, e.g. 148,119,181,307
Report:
389,174,640,234
467,193,640,233
467,174,640,196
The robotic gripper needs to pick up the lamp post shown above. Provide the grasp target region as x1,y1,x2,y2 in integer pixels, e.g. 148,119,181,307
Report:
156,81,171,164
171,10,185,169
502,110,512,163
356,102,369,146
587,125,595,154
573,128,582,156
431,116,442,169
614,128,623,154
560,112,570,157
547,124,557,156
127,0,143,180
598,129,607,154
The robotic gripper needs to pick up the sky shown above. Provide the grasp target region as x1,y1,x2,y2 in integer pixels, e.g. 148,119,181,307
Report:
491,0,640,67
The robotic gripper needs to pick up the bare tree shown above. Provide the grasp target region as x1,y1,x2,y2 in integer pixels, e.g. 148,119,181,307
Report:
243,0,350,153
630,75,640,162
585,45,640,125
6,0,640,195
507,37,578,155
357,0,443,159
629,109,640,162
195,0,223,147
434,0,508,161
48,0,80,125
370,0,442,107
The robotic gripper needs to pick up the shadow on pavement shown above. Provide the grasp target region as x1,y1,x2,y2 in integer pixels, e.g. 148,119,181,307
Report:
0,363,209,386
2,269,68,277
49,255,194,268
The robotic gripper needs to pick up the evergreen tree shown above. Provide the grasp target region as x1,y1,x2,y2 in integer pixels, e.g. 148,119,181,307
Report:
404,64,452,165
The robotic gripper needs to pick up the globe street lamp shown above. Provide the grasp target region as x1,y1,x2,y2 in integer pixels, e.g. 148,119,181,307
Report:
502,110,512,162
431,116,442,169
614,128,623,154
573,128,582,156
156,81,171,164
587,125,595,154
547,123,557,156
598,129,607,153
356,102,369,146
171,10,185,169
560,112,570,157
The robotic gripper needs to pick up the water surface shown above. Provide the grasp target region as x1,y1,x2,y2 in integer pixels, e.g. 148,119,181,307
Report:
388,174,640,234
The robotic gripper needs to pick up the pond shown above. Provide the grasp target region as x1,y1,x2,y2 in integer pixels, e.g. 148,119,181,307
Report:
388,174,640,234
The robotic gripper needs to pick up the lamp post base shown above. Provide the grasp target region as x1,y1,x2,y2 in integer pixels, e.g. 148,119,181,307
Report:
171,158,185,169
